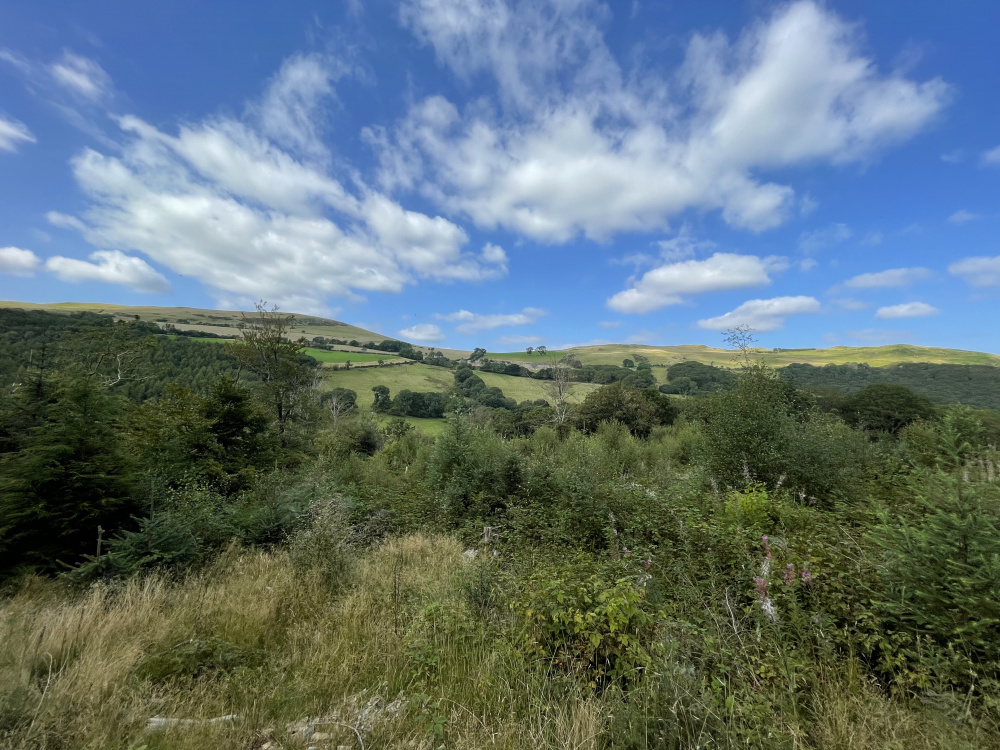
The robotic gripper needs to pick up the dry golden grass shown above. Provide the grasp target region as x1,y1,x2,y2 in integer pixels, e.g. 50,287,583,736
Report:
2,535,997,750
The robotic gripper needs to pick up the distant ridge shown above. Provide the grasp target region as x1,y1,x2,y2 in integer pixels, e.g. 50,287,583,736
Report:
2,301,997,368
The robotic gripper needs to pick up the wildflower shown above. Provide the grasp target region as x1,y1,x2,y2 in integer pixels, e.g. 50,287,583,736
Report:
612,529,618,536
784,563,795,585
754,576,768,597
761,535,772,559
801,570,813,586
644,558,652,571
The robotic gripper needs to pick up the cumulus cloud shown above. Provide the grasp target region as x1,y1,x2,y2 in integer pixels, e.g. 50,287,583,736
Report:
375,0,949,242
947,209,980,224
50,56,504,311
45,250,170,293
607,253,785,314
697,295,821,332
399,323,446,342
844,267,932,288
799,223,851,254
982,145,1000,166
0,115,35,152
875,301,938,319
0,246,41,276
948,255,1000,287
435,306,546,334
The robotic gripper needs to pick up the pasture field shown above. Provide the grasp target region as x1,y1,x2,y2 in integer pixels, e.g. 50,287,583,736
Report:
488,343,1000,368
477,370,600,403
171,336,401,365
320,364,456,410
321,363,599,408
303,349,398,364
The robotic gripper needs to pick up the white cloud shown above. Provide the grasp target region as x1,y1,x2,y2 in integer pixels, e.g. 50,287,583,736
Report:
253,53,342,163
947,209,979,224
49,52,112,101
0,246,41,276
799,258,818,272
844,267,932,288
45,250,170,293
0,115,35,152
799,223,851,254
875,301,939,319
859,231,883,247
51,56,504,311
399,323,445,342
598,320,621,329
378,1,948,242
948,255,1000,287
607,252,785,314
46,211,88,232
982,145,1000,166
940,149,964,164
435,306,546,334
697,295,821,332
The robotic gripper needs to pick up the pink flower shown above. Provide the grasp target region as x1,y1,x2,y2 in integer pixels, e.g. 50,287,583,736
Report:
784,563,795,585
754,576,768,597
801,570,813,586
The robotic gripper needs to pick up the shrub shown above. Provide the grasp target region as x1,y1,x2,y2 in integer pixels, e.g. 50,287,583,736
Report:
516,560,658,689
840,384,935,436
577,383,678,438
287,497,354,592
701,367,794,488
870,471,1000,688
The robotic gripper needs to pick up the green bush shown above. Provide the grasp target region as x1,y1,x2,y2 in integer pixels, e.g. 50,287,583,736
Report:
870,471,1000,689
287,497,354,592
516,560,659,689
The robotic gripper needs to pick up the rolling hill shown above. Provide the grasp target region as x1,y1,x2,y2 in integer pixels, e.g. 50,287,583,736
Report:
2,301,998,368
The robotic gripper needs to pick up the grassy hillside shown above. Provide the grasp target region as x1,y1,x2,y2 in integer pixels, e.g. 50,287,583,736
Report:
319,363,598,411
4,301,997,368
0,300,394,350
490,343,1000,368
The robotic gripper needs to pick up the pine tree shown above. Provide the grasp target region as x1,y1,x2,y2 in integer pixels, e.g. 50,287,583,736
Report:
0,375,137,578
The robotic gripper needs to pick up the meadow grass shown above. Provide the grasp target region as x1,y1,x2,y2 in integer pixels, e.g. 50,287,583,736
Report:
1,534,993,750
487,343,1000,368
477,370,600,403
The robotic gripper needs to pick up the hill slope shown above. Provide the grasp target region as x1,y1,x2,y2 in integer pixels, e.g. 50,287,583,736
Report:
3,301,997,368
488,343,1000,368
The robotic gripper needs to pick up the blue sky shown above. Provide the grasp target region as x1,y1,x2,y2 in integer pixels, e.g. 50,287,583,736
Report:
1,0,999,352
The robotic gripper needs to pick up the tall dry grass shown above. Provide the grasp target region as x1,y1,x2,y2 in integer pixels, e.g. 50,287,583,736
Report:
1,534,997,749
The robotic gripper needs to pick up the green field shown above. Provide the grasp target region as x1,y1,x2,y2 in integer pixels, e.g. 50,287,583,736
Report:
320,362,598,416
303,349,399,364
178,336,399,366
488,343,1000,369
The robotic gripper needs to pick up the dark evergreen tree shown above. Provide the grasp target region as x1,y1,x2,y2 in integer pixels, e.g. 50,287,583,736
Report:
0,375,137,577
